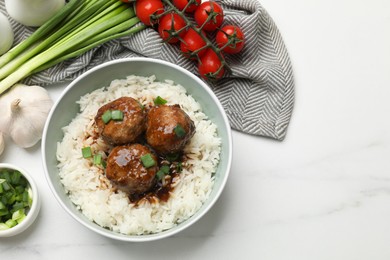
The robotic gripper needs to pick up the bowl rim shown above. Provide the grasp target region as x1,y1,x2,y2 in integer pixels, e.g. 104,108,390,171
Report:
0,163,41,237
42,57,232,242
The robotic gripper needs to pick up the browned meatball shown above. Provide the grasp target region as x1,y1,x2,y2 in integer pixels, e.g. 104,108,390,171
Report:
95,97,145,145
105,144,158,194
146,104,195,155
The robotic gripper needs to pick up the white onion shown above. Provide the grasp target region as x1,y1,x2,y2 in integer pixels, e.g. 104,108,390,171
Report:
0,12,14,55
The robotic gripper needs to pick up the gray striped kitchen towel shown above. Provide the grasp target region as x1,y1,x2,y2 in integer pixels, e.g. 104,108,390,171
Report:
0,0,294,140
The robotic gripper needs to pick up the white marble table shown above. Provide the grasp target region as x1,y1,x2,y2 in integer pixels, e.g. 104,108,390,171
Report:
1,0,390,259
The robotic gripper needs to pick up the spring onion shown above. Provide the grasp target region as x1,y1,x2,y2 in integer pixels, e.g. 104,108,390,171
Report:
102,110,112,124
111,110,124,121
166,153,179,162
153,96,167,106
0,169,32,230
156,165,170,180
141,153,156,168
81,146,92,158
93,154,103,165
0,0,146,95
176,162,183,173
174,124,186,138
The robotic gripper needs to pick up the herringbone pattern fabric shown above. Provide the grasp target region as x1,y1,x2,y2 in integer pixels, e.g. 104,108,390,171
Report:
0,0,294,140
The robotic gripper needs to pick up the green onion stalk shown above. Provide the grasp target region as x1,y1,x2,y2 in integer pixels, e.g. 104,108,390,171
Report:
0,0,146,95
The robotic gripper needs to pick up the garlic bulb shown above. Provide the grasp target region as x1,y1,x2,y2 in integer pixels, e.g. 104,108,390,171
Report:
0,132,4,156
5,0,65,27
0,12,14,55
0,84,53,148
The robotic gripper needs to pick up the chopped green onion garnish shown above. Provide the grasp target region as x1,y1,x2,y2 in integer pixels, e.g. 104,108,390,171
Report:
11,171,21,185
160,165,170,174
140,154,156,168
111,110,124,121
12,209,25,221
0,223,9,230
0,168,31,229
174,124,186,138
156,170,165,180
5,219,17,228
156,165,170,180
153,96,167,105
93,154,103,165
137,101,145,110
102,110,112,124
81,146,92,158
177,162,183,173
102,160,107,169
166,153,179,162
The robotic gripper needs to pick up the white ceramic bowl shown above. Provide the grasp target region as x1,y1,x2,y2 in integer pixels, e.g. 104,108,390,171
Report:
0,163,41,237
42,57,232,242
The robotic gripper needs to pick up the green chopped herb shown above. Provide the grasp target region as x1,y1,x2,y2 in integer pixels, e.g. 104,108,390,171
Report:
156,170,165,180
174,124,186,138
93,154,103,165
156,165,170,181
0,223,9,230
81,146,92,158
166,153,179,162
137,101,144,110
12,209,25,221
153,96,167,105
177,162,183,173
5,219,17,228
111,110,124,121
102,110,112,124
0,168,31,229
0,201,5,210
140,154,156,168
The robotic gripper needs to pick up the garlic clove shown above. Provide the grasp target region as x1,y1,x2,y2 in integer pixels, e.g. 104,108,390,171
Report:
0,132,4,156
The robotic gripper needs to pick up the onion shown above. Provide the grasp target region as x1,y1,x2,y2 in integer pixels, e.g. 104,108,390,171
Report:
5,0,65,27
0,12,14,55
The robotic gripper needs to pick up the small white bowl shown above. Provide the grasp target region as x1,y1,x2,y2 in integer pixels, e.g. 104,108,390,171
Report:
0,163,41,237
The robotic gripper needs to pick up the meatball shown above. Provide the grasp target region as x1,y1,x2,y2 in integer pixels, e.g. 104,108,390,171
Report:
105,144,158,194
146,104,195,155
95,97,145,145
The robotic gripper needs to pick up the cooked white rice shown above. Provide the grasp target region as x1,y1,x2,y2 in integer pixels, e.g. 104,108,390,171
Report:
56,75,221,235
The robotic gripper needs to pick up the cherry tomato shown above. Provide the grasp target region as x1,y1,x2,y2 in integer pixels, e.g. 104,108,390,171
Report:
216,25,245,54
194,1,224,32
158,13,187,43
180,28,207,59
135,0,164,26
173,0,201,13
198,49,224,80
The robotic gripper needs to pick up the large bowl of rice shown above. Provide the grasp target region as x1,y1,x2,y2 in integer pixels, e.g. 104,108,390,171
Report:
42,57,232,242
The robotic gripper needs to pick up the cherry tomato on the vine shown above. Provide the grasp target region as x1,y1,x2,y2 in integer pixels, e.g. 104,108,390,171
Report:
158,13,187,43
173,0,201,13
194,1,224,32
180,28,207,59
135,0,164,26
198,49,225,80
216,25,245,54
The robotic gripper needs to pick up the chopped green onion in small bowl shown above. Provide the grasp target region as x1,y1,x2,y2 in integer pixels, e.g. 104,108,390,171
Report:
0,163,40,237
